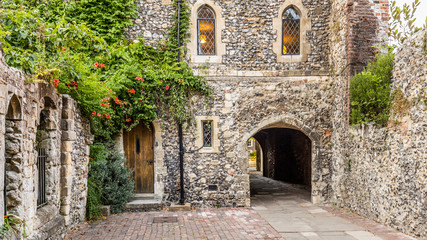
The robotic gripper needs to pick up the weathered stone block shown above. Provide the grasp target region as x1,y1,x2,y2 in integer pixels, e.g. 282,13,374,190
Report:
61,152,72,165
60,205,70,215
101,205,110,217
61,119,74,131
61,131,76,141
61,141,73,152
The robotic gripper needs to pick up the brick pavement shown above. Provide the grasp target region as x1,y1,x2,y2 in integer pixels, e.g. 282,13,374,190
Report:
65,208,284,240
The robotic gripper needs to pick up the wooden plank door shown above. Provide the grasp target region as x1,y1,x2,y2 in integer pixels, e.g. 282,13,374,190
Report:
123,122,154,193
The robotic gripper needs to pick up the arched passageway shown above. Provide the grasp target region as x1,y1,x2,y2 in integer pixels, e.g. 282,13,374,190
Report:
251,128,311,188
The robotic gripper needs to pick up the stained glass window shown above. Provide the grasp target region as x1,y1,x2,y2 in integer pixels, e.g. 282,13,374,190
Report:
282,7,300,55
202,121,212,147
197,6,215,55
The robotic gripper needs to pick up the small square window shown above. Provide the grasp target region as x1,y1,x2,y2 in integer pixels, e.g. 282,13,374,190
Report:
202,121,213,147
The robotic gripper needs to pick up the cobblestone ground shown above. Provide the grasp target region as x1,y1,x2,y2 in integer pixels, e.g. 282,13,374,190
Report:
65,208,284,240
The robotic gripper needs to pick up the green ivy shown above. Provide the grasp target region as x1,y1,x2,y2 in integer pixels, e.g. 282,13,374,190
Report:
0,0,209,218
0,0,210,141
350,49,395,126
66,0,137,43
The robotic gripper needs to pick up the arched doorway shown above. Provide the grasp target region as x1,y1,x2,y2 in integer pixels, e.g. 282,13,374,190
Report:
123,122,154,193
252,128,311,188
241,116,320,204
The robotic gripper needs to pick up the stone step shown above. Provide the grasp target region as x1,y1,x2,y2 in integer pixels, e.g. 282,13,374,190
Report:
134,193,156,200
124,198,162,212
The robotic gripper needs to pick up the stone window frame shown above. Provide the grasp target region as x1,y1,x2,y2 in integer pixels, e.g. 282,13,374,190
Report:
195,116,219,153
188,0,225,64
273,0,311,63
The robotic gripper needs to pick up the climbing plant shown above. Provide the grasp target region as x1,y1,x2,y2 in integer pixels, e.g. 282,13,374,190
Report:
0,0,209,140
0,0,209,216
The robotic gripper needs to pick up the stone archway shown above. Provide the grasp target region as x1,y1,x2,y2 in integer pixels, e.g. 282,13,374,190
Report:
253,128,312,187
239,115,322,204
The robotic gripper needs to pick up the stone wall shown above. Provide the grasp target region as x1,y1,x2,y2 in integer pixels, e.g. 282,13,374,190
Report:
160,75,335,207
331,25,426,239
127,0,389,208
129,0,332,74
0,48,92,239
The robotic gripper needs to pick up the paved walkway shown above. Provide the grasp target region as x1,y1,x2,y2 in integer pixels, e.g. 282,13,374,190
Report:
250,173,416,240
66,173,417,240
65,208,283,240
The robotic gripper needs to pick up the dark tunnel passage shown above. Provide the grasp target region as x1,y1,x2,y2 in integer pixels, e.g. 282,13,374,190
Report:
252,128,312,188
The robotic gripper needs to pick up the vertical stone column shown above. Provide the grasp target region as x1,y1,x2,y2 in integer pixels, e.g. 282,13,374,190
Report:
60,96,76,225
0,82,6,224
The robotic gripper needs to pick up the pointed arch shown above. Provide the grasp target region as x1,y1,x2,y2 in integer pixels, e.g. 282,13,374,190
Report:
6,95,22,120
282,6,301,55
273,0,311,62
197,5,216,55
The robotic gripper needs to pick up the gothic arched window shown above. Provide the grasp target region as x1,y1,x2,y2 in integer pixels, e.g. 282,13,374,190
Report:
197,5,215,55
282,7,300,55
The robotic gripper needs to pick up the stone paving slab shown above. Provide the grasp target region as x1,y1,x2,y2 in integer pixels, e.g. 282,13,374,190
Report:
250,174,418,240
65,208,284,240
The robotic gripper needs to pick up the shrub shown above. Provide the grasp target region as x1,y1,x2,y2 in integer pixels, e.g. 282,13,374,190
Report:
350,50,395,126
86,176,103,220
90,145,135,214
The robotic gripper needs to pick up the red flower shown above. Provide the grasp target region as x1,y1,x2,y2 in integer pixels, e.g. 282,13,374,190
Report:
93,62,99,68
126,118,132,122
54,83,58,87
165,85,170,90
53,79,59,84
97,113,101,117
106,115,111,119
92,111,96,115
62,46,66,51
128,88,135,94
101,64,105,68
124,101,127,105
101,103,105,107
89,157,94,161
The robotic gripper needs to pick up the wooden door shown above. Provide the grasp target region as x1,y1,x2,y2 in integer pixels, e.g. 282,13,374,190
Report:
123,123,154,193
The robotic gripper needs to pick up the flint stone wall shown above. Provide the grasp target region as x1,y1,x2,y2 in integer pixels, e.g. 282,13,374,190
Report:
160,75,335,207
128,0,331,73
0,48,92,239
331,29,427,238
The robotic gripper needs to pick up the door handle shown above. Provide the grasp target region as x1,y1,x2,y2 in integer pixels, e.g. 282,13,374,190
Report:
148,160,154,164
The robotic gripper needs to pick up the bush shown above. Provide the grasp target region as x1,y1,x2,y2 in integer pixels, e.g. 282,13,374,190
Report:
350,50,395,126
90,146,135,214
86,176,103,220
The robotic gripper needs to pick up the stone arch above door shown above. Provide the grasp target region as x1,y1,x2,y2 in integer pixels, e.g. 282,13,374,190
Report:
238,114,325,204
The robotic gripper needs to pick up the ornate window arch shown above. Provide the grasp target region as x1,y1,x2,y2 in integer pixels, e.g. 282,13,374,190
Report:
282,7,300,55
197,5,216,55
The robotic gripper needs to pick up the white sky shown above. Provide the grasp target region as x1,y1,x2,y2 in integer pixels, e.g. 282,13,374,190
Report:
394,0,427,28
